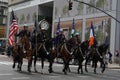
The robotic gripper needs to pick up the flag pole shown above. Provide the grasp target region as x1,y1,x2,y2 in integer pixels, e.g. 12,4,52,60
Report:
34,15,38,58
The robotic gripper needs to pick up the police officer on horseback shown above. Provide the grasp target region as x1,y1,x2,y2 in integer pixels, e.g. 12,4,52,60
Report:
74,33,81,46
16,24,31,39
55,29,66,56
56,29,65,45
16,24,31,53
37,28,47,43
68,32,81,50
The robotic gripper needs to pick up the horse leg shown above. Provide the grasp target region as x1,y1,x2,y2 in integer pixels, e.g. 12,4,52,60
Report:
93,60,98,74
48,56,54,73
41,58,44,74
77,62,80,74
78,61,83,74
67,65,71,72
27,56,32,72
85,56,90,72
62,58,67,75
12,58,16,69
100,59,105,73
34,55,38,72
18,59,23,72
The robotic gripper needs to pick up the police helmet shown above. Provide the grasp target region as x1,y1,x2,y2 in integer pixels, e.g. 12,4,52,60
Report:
60,28,63,32
75,32,79,36
23,24,28,28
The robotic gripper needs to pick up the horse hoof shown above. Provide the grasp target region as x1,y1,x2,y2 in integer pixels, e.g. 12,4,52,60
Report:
81,72,83,74
64,71,67,75
35,70,38,73
48,69,53,73
85,69,88,72
63,69,67,75
41,72,43,74
12,65,15,69
18,68,22,72
28,69,31,72
101,70,104,73
94,71,96,74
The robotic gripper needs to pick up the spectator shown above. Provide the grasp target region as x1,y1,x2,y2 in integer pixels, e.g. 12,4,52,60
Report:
115,50,119,63
108,51,112,64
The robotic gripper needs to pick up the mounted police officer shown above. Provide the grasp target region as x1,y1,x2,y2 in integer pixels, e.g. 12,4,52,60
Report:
71,33,81,65
68,32,81,51
16,24,31,39
37,27,47,45
74,33,81,46
55,29,66,56
16,24,31,53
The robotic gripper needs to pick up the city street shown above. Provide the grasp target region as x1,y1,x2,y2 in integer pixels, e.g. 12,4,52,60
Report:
0,55,120,80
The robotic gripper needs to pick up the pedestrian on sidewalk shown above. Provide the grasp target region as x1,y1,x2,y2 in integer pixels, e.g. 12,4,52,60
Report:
115,50,119,64
108,51,112,64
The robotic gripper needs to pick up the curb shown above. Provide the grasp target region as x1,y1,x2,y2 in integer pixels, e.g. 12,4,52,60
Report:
108,67,120,69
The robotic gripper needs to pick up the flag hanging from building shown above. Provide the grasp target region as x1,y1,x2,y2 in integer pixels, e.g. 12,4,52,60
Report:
56,17,60,35
8,10,18,46
71,18,75,37
89,22,95,47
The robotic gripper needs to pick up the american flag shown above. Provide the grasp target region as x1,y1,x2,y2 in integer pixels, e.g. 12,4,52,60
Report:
8,10,18,46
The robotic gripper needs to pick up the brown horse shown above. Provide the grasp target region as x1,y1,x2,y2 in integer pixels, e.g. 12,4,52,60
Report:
48,40,72,74
48,43,57,73
12,43,22,71
14,35,33,72
59,42,73,74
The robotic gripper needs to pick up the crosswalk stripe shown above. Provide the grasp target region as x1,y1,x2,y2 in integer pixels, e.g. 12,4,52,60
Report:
0,61,79,68
12,77,30,80
0,73,13,76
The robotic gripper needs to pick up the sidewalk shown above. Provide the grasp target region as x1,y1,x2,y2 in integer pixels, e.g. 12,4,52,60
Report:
108,63,120,69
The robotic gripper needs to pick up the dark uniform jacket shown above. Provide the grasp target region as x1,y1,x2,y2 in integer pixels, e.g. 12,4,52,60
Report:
56,34,65,45
16,30,31,38
37,31,46,43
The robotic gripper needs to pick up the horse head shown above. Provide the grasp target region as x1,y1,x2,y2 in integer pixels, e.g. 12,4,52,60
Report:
80,40,89,54
21,35,31,50
98,43,109,56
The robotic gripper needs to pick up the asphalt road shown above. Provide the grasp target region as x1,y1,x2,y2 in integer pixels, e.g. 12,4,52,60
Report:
0,55,120,80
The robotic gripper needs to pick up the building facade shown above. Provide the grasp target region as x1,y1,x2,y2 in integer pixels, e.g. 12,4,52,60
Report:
0,0,8,38
0,0,8,48
7,0,53,40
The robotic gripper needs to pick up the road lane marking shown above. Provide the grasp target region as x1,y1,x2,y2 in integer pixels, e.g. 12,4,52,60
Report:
0,62,13,65
0,73,13,76
12,77,30,80
0,61,78,68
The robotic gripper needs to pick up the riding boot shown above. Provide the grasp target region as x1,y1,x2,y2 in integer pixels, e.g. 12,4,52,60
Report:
22,44,26,54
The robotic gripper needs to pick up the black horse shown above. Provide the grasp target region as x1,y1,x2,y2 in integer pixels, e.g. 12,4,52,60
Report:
85,43,109,74
71,40,89,74
33,38,51,73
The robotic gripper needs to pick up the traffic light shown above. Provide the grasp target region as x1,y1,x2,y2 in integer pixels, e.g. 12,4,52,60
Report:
69,0,73,10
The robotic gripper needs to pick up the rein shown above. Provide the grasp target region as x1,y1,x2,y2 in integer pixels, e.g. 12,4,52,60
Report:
78,47,85,59
96,48,103,59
